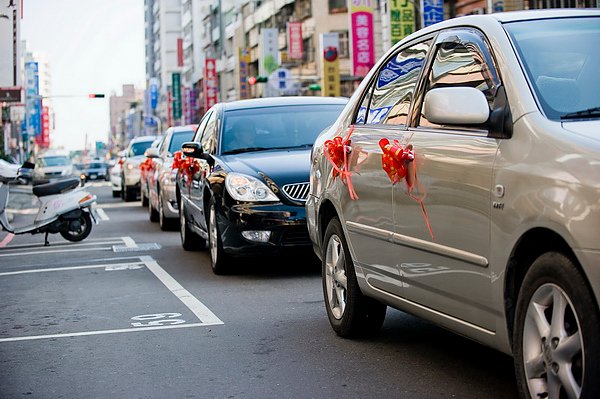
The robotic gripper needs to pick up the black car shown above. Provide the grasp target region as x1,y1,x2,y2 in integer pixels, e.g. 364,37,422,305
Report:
177,96,348,274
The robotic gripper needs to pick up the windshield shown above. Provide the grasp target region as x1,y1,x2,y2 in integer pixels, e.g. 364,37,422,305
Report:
40,156,71,167
505,17,600,120
130,141,154,156
220,104,345,155
169,130,194,154
84,163,106,169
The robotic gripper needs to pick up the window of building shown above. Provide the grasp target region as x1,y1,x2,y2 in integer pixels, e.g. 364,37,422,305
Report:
329,0,347,13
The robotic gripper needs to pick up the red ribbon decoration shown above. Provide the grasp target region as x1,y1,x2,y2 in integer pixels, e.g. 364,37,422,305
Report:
379,138,435,241
323,126,358,200
172,150,183,171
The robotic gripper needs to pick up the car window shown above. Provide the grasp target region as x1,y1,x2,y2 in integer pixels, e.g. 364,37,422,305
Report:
130,141,154,156
155,135,167,153
201,112,218,154
418,31,499,129
168,130,195,154
39,156,71,167
504,17,600,120
220,104,345,154
356,40,431,125
192,111,212,142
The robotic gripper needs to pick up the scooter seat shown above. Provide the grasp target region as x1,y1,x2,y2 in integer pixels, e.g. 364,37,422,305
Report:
32,178,81,197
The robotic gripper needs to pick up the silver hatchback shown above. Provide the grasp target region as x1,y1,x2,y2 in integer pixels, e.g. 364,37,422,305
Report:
307,10,600,399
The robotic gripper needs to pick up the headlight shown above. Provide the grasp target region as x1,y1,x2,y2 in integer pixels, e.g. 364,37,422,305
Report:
127,163,134,170
225,173,278,202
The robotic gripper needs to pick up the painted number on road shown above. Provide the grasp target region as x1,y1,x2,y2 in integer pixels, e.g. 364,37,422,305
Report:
131,313,186,327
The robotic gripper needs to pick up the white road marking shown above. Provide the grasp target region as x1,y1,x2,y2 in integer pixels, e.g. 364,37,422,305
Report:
122,236,137,248
96,208,109,221
140,255,223,325
0,261,145,276
97,202,141,209
0,323,216,343
0,238,124,251
0,246,113,257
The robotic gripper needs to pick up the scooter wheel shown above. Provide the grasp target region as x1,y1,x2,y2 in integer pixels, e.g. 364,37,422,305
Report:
60,212,93,242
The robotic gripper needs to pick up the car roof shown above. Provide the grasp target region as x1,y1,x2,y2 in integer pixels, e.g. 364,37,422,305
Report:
129,135,158,144
220,96,349,112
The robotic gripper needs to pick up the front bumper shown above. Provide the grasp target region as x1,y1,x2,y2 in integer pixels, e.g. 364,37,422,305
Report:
217,202,312,257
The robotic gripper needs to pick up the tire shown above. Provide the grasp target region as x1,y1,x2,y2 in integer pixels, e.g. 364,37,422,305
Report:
208,198,230,275
158,190,175,231
124,186,136,202
141,183,148,207
60,211,93,242
513,252,600,399
322,217,386,338
179,198,206,251
149,193,159,222
112,190,120,198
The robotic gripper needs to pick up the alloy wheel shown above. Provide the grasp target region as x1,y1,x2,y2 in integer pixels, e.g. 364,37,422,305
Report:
324,234,347,320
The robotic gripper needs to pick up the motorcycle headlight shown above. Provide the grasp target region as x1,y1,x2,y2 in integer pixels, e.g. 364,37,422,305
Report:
225,173,278,202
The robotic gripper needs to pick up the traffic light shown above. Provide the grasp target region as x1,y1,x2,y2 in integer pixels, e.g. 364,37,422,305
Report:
248,76,268,85
88,93,105,98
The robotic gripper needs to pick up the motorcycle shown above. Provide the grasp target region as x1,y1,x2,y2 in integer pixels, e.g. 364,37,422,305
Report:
0,162,99,246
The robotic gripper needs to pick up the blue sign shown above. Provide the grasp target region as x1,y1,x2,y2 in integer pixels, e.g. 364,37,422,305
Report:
24,62,41,139
377,57,424,89
149,78,159,110
422,0,444,28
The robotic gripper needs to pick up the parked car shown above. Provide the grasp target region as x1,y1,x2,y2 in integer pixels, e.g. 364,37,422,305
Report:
80,160,109,182
0,159,31,184
140,139,160,207
177,96,347,274
32,150,76,185
146,125,196,230
120,135,158,201
306,9,600,399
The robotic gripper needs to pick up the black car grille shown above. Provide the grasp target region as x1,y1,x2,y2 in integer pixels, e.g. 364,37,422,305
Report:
282,182,310,202
280,227,311,246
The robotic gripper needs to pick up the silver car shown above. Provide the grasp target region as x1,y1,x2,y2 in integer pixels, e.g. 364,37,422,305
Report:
146,125,196,230
307,10,600,399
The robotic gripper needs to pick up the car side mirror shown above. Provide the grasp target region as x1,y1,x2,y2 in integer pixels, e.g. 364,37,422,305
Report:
144,147,160,158
423,87,489,125
20,161,35,170
181,142,203,158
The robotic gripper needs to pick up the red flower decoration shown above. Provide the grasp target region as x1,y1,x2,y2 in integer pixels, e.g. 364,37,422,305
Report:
379,138,434,241
172,150,183,171
323,127,358,200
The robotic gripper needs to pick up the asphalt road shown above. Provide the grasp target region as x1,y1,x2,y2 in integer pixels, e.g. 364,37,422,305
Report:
0,182,519,399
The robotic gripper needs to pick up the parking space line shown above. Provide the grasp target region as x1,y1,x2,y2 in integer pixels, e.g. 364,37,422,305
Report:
0,261,145,276
122,236,137,248
0,233,14,248
0,246,113,257
0,323,213,343
96,208,109,221
140,256,224,326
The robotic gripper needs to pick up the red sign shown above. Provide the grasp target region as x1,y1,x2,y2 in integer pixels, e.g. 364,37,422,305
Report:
177,38,184,67
287,22,303,60
204,58,218,110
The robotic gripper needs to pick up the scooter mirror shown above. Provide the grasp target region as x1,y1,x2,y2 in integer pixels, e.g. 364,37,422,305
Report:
21,161,35,170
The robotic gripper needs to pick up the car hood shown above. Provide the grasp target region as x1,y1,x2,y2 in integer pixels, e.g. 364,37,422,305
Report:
37,165,71,173
562,120,600,142
221,148,311,185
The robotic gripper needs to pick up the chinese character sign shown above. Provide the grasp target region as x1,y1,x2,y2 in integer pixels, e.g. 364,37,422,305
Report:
287,22,303,60
172,72,182,121
204,58,218,110
260,28,279,77
239,48,251,100
421,0,444,28
389,0,415,46
320,33,341,97
41,106,50,148
24,61,41,139
349,0,375,77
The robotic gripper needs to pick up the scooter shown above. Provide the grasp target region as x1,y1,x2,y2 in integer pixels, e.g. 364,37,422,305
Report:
0,162,99,246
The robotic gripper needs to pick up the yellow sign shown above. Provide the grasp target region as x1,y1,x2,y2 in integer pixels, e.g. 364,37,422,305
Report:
389,0,415,46
320,33,341,97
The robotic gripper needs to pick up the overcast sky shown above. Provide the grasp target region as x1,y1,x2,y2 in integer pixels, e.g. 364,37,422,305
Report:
21,0,146,152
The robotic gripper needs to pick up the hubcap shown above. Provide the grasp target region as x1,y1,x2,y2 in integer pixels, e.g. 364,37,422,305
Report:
523,283,583,399
180,202,185,241
209,205,218,263
324,234,347,320
159,192,164,226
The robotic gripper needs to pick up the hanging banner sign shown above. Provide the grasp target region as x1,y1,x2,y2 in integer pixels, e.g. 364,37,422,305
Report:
259,28,279,77
320,33,341,97
172,72,182,121
41,106,50,148
24,61,41,139
349,0,375,77
149,77,159,110
238,48,251,100
286,22,303,60
389,0,415,46
204,58,218,110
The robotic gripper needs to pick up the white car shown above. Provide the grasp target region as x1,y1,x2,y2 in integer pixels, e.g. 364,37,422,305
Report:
120,135,158,201
109,157,123,198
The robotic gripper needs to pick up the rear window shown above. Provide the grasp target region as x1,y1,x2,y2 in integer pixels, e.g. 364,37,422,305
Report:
40,156,70,167
130,141,154,156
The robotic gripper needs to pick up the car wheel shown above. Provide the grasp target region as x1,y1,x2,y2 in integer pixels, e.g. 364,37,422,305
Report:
60,212,93,242
514,252,599,399
120,180,125,200
112,190,120,198
322,217,386,338
158,190,174,231
179,198,206,251
149,193,159,222
141,183,148,207
208,198,230,275
124,186,136,202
